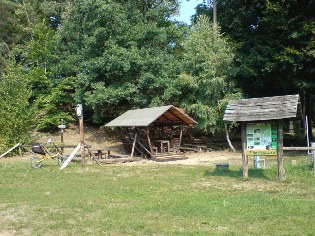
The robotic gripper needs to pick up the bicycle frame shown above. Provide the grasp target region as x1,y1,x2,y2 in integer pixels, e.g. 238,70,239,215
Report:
30,141,66,168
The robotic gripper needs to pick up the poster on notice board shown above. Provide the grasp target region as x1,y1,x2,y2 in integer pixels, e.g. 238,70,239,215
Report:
246,123,278,156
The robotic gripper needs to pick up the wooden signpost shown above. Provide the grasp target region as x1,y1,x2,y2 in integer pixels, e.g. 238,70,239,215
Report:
224,94,301,181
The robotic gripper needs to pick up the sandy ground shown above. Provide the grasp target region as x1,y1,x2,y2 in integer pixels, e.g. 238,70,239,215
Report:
8,125,243,167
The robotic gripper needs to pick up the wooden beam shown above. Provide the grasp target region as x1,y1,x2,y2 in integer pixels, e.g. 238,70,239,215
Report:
167,109,188,125
283,147,315,151
0,143,21,158
131,133,137,158
136,140,153,156
179,125,183,147
277,119,286,181
241,122,248,179
145,128,154,158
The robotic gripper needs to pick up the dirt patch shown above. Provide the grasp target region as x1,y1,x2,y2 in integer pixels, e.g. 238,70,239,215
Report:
32,125,125,155
25,125,243,166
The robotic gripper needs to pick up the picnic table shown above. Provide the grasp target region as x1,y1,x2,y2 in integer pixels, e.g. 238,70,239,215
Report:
154,140,170,154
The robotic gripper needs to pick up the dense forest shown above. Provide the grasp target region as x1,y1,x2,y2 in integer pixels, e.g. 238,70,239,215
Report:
0,0,314,151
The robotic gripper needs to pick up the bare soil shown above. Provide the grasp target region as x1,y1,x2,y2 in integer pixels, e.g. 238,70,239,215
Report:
29,125,242,166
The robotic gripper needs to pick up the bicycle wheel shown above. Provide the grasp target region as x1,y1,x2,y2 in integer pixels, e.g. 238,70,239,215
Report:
30,157,43,168
58,156,67,166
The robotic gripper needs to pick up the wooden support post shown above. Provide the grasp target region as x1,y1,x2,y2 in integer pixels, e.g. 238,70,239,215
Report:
131,133,137,158
179,125,183,147
79,116,85,163
86,146,101,165
145,128,154,158
241,122,248,179
277,119,286,181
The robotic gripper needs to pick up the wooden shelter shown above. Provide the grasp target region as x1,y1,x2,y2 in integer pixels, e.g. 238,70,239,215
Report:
224,94,302,180
105,105,197,161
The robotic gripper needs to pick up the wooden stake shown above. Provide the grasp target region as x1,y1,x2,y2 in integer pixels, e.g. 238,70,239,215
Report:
79,115,85,162
277,119,286,181
241,122,248,179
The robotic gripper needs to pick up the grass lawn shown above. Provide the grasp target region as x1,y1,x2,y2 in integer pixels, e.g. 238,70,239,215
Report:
0,156,314,235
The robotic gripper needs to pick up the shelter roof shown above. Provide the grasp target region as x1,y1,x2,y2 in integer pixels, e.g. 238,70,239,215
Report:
105,105,197,127
223,94,301,122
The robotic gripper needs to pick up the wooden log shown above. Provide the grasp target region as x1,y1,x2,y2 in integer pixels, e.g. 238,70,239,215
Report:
179,147,198,152
277,119,286,181
98,157,141,164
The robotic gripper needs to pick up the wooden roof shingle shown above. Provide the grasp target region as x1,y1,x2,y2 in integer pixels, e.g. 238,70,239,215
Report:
223,94,301,122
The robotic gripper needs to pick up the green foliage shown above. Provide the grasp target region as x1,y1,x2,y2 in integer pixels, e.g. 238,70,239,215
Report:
202,0,315,97
55,0,183,123
0,61,36,152
177,15,242,133
22,22,75,131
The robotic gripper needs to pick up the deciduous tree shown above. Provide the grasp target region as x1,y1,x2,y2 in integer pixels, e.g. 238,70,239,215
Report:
177,15,242,134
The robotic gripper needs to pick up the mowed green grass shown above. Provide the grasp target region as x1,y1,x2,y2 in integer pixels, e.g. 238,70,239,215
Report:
0,156,314,235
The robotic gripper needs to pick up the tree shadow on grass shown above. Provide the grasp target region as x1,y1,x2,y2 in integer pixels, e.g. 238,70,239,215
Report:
204,168,271,180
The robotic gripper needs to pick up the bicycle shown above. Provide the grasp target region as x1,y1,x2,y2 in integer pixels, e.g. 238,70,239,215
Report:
30,140,67,168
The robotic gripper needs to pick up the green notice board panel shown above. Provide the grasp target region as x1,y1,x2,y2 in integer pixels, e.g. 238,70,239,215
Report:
246,122,278,156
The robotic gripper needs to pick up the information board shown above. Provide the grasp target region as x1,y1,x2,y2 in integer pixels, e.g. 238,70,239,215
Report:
246,123,278,156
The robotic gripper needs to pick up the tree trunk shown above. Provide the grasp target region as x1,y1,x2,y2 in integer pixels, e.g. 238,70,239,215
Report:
213,0,217,30
225,124,235,152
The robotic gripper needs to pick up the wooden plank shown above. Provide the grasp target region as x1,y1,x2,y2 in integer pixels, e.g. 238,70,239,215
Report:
283,147,315,151
228,95,299,105
224,113,299,121
98,157,141,164
131,133,137,158
227,100,298,107
136,140,153,156
0,143,21,158
225,107,297,114
60,143,81,170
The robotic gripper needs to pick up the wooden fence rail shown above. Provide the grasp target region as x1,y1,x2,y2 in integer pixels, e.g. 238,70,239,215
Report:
283,147,315,151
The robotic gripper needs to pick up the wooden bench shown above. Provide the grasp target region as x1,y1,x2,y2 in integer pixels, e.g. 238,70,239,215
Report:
94,147,118,159
184,144,210,152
